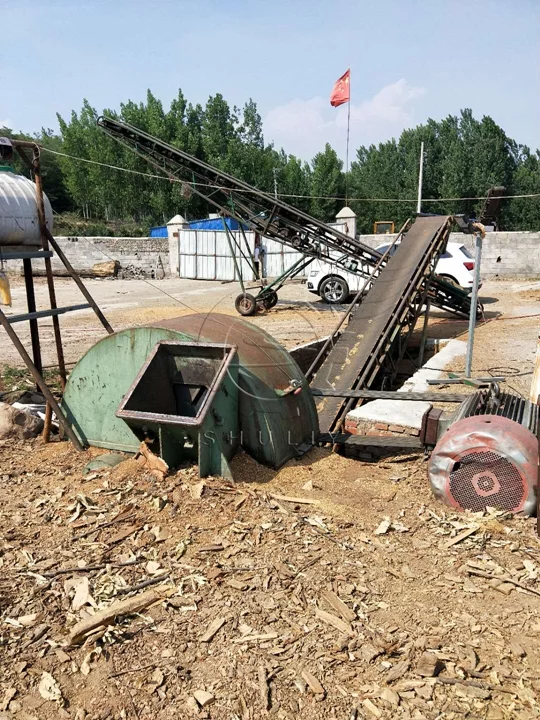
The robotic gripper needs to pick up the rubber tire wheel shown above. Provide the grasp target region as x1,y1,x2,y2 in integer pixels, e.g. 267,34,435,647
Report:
235,292,257,316
320,276,350,304
476,302,484,320
262,290,278,309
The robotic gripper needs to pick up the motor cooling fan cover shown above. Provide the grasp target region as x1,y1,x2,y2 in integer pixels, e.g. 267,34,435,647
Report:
428,415,538,516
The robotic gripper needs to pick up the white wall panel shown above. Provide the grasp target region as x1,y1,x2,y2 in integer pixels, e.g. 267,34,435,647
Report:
266,252,284,277
216,256,236,280
198,231,216,255
180,230,197,255
179,254,196,278
196,255,216,280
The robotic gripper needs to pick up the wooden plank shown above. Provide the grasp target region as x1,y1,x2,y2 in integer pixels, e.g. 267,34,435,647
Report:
258,665,269,711
301,670,325,697
444,525,479,548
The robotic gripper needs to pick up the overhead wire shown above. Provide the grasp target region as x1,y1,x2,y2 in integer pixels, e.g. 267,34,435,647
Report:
71,235,298,382
41,146,540,204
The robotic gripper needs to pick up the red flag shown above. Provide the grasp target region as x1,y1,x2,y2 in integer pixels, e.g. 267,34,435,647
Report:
330,69,350,107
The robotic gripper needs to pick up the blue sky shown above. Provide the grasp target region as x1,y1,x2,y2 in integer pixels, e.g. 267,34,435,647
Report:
2,0,538,161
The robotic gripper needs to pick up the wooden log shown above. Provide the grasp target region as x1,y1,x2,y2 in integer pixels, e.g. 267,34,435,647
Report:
68,586,171,645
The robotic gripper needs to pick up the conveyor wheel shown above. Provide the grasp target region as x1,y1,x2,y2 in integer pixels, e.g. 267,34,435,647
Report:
235,292,257,316
262,290,278,310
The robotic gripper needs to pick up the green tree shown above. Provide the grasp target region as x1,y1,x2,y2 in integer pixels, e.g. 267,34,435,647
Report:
0,125,73,213
310,144,344,221
505,147,540,230
202,94,236,168
277,152,311,213
47,95,540,232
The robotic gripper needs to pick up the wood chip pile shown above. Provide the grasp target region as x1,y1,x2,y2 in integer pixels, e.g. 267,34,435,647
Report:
1,439,540,720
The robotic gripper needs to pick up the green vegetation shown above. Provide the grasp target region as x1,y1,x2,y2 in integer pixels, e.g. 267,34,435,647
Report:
0,365,63,393
2,92,539,233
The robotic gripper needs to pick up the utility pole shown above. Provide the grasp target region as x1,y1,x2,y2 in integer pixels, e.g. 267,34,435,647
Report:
272,167,278,199
416,141,424,214
464,228,485,377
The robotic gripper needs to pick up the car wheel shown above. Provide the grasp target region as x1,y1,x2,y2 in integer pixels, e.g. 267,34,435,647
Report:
319,276,350,304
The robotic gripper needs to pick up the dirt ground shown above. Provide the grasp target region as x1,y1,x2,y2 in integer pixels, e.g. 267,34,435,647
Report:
1,278,540,719
0,276,344,367
1,277,539,377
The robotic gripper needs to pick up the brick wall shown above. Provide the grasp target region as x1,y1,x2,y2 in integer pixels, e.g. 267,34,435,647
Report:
358,230,540,279
4,230,539,280
5,236,170,278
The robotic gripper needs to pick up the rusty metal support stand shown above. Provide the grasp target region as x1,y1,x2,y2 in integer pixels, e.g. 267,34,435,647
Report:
22,258,42,379
42,404,53,443
32,147,67,442
44,228,114,335
33,148,67,388
2,139,112,450
0,307,84,451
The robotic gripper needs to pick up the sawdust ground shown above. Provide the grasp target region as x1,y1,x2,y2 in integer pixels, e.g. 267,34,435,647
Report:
1,438,540,720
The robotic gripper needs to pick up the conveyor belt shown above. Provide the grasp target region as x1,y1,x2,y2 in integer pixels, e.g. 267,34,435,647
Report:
97,116,475,318
313,215,453,434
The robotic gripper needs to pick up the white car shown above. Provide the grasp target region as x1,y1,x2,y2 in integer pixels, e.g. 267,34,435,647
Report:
306,242,477,304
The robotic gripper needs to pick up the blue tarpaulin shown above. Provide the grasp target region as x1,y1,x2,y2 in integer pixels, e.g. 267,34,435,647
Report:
188,217,248,231
151,217,248,235
149,226,168,237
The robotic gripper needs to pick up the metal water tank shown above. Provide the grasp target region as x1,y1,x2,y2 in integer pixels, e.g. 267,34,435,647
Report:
0,168,53,246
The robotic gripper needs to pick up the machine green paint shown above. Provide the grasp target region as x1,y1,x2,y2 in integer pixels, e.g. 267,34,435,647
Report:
62,313,319,475
117,341,239,478
62,326,191,453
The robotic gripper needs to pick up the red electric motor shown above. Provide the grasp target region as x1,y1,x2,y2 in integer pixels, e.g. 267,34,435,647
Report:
429,413,538,516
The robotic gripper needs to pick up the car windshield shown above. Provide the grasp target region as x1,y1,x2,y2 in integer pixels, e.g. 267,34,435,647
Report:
377,244,399,256
440,250,452,259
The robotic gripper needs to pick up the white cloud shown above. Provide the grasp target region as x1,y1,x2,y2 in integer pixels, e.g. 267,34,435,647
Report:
264,79,425,162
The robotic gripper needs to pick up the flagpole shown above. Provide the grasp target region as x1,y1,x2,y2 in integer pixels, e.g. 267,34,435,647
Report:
345,72,351,204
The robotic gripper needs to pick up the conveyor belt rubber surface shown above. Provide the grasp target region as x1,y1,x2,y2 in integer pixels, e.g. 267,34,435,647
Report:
312,215,453,433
